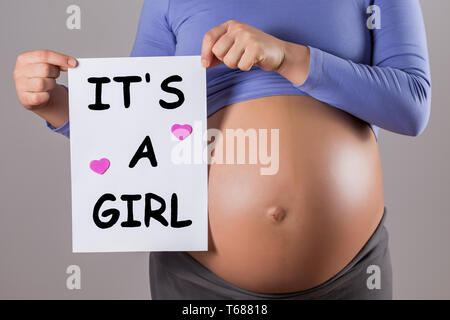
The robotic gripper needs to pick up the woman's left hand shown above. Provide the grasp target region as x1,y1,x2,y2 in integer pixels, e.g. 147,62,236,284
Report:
201,20,310,85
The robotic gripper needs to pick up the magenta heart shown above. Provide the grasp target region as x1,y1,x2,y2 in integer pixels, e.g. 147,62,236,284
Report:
171,124,192,140
90,158,110,175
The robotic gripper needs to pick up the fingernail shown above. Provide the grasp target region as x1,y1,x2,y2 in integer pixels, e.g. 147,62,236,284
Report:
68,58,77,67
201,59,208,68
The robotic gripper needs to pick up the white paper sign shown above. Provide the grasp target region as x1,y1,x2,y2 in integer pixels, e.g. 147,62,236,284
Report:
68,56,208,252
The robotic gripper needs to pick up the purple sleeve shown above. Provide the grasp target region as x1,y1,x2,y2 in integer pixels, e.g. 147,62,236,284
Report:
46,118,70,139
46,0,175,139
45,84,70,139
294,0,431,136
130,0,175,57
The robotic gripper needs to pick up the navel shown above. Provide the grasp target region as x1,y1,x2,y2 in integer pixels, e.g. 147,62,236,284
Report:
266,206,287,223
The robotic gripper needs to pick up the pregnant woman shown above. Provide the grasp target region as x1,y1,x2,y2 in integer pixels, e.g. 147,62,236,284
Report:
14,0,431,299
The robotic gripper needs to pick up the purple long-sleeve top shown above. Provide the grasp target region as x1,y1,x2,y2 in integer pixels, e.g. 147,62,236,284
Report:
47,0,432,140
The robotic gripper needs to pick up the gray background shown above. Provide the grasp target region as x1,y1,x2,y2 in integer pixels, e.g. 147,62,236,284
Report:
0,0,448,299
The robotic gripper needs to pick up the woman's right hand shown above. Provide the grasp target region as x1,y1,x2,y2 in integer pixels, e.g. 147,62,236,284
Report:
13,50,78,128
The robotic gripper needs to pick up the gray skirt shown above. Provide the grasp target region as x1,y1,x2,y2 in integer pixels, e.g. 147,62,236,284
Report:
149,207,392,300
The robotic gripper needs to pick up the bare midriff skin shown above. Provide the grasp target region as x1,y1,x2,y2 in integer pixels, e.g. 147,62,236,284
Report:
188,94,384,294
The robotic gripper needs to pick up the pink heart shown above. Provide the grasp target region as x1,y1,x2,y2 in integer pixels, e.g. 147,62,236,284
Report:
90,158,110,175
171,124,192,140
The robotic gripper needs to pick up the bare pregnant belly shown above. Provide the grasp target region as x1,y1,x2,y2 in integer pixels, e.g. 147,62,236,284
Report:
188,95,385,294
